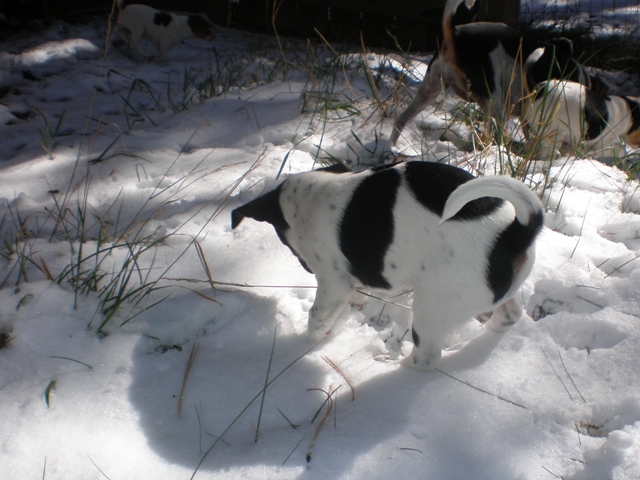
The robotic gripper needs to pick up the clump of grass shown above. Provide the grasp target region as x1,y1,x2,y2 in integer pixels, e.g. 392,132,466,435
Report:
35,109,67,159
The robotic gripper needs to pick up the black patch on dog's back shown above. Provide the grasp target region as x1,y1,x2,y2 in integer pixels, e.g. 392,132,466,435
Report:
487,210,544,303
403,162,503,220
453,24,502,99
154,11,172,27
340,168,401,289
584,89,610,140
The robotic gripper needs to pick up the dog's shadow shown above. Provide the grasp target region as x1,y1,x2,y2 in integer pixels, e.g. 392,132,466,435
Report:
128,289,534,478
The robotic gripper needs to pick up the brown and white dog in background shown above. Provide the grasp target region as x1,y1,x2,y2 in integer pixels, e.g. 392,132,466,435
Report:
525,78,640,159
116,1,214,62
390,0,607,145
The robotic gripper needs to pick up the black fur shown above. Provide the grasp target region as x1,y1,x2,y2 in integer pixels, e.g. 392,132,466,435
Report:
317,163,351,174
412,327,421,347
403,162,503,220
624,97,640,134
584,89,610,140
451,0,478,28
153,11,172,27
454,23,587,104
487,211,544,302
231,187,313,273
339,168,401,289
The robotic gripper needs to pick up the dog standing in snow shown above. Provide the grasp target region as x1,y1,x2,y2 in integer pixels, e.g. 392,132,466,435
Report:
525,79,640,159
390,0,603,145
116,3,214,62
231,162,543,369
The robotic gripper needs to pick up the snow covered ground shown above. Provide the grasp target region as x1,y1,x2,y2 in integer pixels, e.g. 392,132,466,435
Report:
1,11,640,480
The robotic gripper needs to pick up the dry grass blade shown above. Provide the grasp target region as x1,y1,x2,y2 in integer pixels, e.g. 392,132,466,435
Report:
47,356,93,370
178,342,200,416
277,407,300,429
44,380,56,408
165,277,317,289
360,32,383,110
559,351,586,403
255,326,278,443
605,254,640,278
282,434,307,465
435,368,527,409
306,386,340,463
322,356,355,401
178,286,221,304
87,454,112,480
194,239,216,298
40,258,54,281
355,288,411,310
190,344,316,479
541,347,573,401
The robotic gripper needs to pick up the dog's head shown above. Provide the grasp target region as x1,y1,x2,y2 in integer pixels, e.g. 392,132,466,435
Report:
188,15,215,40
231,185,312,273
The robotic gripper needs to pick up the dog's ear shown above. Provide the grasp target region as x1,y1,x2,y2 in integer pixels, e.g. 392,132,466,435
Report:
231,186,287,230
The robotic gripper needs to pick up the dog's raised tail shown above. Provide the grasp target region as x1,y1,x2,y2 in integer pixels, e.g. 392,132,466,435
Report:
441,176,543,228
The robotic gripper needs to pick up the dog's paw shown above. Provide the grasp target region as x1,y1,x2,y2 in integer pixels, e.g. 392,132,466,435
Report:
306,325,331,343
404,347,441,371
349,291,365,310
486,299,522,332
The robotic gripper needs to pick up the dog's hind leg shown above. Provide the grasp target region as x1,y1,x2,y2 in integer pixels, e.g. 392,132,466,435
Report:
391,57,448,145
307,277,354,342
406,296,452,370
486,298,523,332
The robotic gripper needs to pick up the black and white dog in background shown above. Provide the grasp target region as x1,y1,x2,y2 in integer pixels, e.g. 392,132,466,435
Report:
390,0,605,145
525,78,640,159
116,2,214,62
231,162,543,369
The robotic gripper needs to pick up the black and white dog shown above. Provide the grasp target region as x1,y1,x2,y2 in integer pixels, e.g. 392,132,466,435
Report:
390,0,603,145
231,162,543,369
116,2,214,62
526,78,640,159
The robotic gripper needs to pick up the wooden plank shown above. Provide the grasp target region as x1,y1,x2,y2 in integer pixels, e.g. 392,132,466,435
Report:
293,0,445,21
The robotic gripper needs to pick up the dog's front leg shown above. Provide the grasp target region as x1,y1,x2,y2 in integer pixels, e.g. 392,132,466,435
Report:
307,277,354,342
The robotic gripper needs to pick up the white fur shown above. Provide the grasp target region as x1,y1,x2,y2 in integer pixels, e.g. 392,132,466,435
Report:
526,80,640,159
272,167,541,369
116,5,210,61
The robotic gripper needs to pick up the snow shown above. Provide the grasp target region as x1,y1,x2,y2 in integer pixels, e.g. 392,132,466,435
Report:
1,12,640,480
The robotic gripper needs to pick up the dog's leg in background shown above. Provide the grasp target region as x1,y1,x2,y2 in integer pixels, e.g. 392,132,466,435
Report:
486,298,523,331
307,277,354,342
391,58,448,145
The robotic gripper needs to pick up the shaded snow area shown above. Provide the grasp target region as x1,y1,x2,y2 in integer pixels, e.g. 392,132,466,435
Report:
520,0,640,35
1,14,640,480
